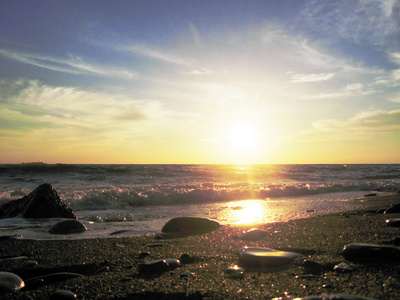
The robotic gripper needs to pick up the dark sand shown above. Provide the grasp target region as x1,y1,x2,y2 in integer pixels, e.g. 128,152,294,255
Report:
1,193,400,299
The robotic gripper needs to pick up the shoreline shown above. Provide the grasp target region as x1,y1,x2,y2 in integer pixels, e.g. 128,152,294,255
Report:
1,193,400,299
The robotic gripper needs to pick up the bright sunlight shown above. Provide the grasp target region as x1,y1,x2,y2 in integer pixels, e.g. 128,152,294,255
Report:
227,120,258,153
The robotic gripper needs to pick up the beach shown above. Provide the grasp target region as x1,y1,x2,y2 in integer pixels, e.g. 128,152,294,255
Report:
1,192,400,300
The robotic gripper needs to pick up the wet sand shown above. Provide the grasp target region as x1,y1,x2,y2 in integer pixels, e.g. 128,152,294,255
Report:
1,193,400,299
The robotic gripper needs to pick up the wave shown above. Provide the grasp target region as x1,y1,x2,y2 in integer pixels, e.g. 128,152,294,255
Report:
60,180,397,211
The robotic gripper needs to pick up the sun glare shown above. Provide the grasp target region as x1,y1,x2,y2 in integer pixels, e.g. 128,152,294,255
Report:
227,120,257,152
227,200,269,225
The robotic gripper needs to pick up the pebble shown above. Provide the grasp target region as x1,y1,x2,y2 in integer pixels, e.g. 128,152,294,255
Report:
225,265,244,278
180,271,195,278
48,220,87,234
0,272,25,293
138,259,181,273
273,294,377,300
342,243,400,263
161,217,220,234
50,290,77,299
334,262,352,272
238,247,303,268
239,228,269,241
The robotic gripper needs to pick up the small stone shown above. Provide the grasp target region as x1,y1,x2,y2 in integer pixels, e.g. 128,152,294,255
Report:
238,247,303,268
239,228,268,241
225,265,244,278
334,262,352,272
161,217,220,234
180,271,195,278
0,272,25,293
342,243,400,263
138,259,181,273
50,290,77,299
48,219,87,234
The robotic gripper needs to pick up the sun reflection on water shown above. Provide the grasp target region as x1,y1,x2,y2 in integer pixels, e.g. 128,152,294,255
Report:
224,199,270,225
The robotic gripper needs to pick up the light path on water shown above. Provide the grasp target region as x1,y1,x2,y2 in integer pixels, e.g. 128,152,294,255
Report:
0,190,380,240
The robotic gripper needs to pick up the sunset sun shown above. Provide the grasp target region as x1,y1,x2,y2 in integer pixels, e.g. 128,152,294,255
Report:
227,120,258,153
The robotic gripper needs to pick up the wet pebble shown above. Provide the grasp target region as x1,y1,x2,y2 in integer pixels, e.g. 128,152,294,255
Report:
48,220,87,234
180,271,195,278
138,259,181,273
342,243,400,263
225,265,244,278
239,228,269,241
334,262,352,272
50,290,77,299
0,272,25,293
238,247,303,268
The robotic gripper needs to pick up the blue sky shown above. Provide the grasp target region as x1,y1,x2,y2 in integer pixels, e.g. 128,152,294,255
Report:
1,0,400,164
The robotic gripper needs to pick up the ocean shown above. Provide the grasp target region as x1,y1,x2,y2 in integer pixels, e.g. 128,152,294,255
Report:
0,163,399,240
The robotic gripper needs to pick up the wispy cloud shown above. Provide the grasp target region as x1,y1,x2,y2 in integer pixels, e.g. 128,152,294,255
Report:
299,0,400,46
120,44,191,67
0,49,138,79
296,109,400,141
290,72,335,83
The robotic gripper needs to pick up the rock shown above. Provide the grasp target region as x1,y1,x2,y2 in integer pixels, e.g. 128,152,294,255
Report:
179,253,195,264
138,259,181,273
238,247,303,268
24,272,84,289
239,228,268,241
334,262,352,272
180,271,195,278
0,272,25,293
50,290,77,299
225,265,244,278
48,220,87,234
161,217,220,234
341,243,400,263
272,294,377,300
386,218,400,227
0,184,76,219
384,202,400,214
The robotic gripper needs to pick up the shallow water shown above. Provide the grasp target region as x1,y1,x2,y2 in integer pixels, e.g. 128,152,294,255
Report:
0,190,376,240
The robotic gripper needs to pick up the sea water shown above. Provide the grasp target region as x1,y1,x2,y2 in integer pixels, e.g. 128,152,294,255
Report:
0,164,399,240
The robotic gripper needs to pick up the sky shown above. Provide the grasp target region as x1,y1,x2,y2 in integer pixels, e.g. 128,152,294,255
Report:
1,0,400,164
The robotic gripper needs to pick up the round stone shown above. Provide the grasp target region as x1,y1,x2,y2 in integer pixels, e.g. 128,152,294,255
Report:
48,219,87,234
0,272,25,293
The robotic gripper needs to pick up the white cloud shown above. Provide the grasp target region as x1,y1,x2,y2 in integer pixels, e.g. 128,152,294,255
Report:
290,72,335,83
0,49,138,79
298,109,400,141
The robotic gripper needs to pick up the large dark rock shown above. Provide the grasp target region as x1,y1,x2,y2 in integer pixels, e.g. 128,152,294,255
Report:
161,217,220,234
0,184,76,219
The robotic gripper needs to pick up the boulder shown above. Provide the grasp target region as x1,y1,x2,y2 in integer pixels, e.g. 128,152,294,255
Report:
161,217,220,234
48,220,87,234
0,184,76,219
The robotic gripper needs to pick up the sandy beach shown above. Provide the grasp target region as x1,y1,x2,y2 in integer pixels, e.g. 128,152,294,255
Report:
1,193,400,300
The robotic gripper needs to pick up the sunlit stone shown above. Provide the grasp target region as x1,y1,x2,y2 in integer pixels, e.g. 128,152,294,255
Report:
238,247,303,268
